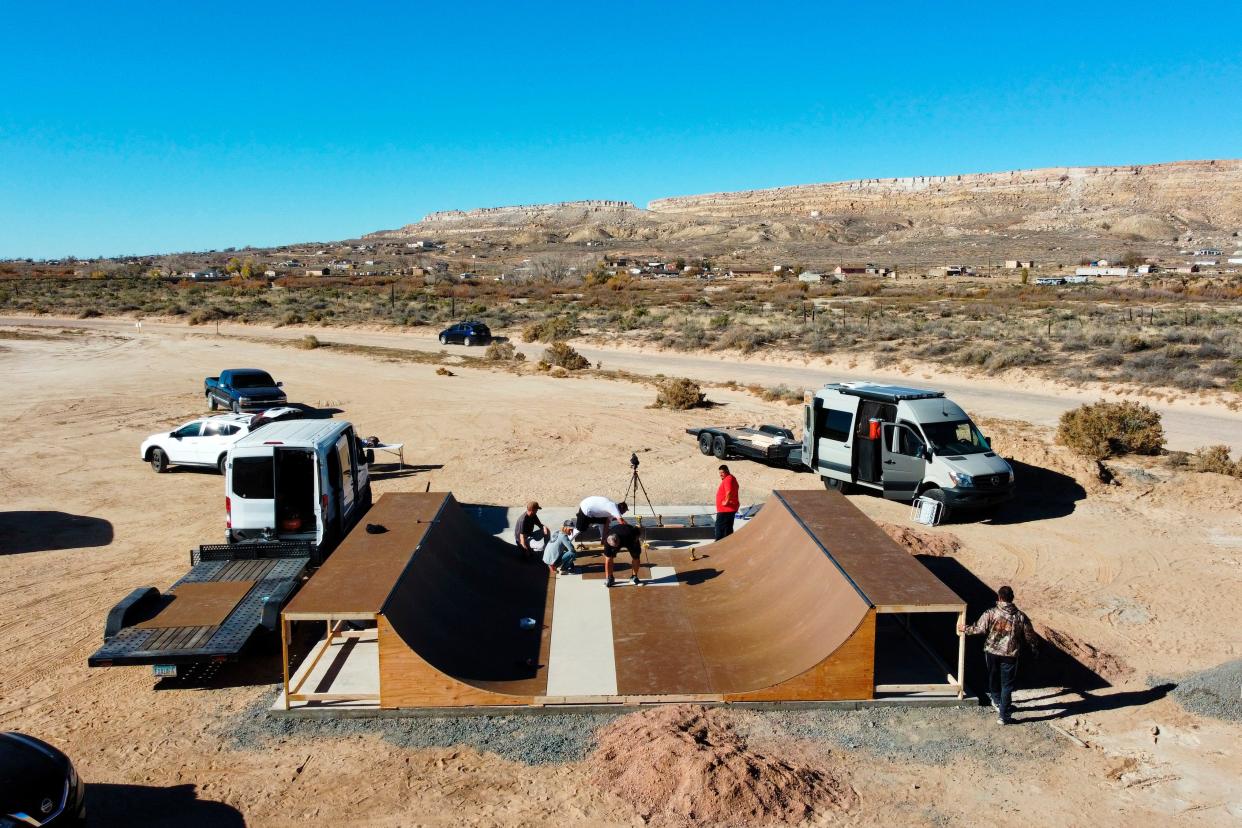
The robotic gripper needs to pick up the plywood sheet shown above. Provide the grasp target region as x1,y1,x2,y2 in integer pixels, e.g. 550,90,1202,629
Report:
136,581,255,629
774,489,964,610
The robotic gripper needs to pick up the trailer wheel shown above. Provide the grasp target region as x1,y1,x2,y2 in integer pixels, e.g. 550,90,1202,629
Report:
150,448,168,473
712,435,728,459
698,432,713,455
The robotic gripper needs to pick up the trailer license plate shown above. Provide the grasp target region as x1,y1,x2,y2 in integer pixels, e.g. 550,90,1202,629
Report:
153,664,177,678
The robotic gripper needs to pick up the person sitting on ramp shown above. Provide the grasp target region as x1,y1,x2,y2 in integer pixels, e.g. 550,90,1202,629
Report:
574,495,628,548
603,522,644,588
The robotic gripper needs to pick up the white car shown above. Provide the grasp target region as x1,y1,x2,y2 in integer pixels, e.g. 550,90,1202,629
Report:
141,413,254,474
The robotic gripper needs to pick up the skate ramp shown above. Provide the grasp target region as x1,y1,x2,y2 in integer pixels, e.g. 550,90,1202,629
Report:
284,489,963,708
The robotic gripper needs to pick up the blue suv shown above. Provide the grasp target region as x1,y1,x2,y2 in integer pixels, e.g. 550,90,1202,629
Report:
438,321,492,346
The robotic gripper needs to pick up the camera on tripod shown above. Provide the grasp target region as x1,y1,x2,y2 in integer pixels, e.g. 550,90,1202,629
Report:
629,452,640,469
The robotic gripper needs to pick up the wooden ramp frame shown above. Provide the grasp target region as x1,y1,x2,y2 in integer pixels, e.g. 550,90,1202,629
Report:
280,489,966,709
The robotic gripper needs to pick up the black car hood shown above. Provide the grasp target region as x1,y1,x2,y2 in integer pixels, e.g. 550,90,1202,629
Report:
0,733,68,818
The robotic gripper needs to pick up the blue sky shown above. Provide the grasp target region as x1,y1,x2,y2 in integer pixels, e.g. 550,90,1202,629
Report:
2,1,1240,258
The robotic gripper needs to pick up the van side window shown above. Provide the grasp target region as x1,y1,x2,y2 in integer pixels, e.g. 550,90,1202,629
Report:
334,436,354,495
819,409,852,442
896,422,925,457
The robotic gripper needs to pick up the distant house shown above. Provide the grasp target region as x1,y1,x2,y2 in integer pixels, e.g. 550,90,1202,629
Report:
927,265,975,277
727,269,767,279
1075,266,1128,277
1004,259,1035,269
1192,259,1218,266
834,266,868,278
1228,257,1242,265
304,267,331,276
1035,277,1066,286
1195,248,1222,256
1175,265,1201,274
1064,275,1089,284
263,269,278,279
1136,264,1159,274
797,271,825,283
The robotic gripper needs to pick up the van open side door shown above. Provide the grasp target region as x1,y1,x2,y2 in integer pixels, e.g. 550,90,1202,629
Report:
881,422,926,501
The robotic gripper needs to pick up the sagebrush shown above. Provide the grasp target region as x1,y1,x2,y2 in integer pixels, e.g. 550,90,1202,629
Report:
1056,400,1165,459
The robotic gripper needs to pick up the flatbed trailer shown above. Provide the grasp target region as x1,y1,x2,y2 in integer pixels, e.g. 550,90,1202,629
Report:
686,425,803,468
89,541,312,671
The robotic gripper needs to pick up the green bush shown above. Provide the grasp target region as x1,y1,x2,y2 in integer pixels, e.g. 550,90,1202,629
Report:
542,341,590,370
1056,400,1166,459
655,378,706,410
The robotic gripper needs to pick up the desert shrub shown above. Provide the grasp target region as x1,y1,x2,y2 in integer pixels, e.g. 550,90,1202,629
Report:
758,384,804,405
298,334,320,349
987,346,1048,370
715,325,771,353
1089,349,1124,368
1056,400,1166,459
1189,445,1241,477
1196,342,1227,359
542,341,589,370
435,367,454,376
1117,334,1152,353
1059,335,1089,352
522,316,578,343
278,311,303,326
484,340,525,361
188,307,228,325
1087,331,1115,347
550,366,568,378
77,308,102,319
655,378,707,410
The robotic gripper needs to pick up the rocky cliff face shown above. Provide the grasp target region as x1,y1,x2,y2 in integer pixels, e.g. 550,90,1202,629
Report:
648,160,1242,236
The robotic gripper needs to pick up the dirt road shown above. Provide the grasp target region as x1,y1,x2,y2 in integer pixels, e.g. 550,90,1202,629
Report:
6,315,1238,454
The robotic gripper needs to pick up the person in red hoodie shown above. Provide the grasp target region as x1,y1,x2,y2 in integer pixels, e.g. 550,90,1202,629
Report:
714,464,740,540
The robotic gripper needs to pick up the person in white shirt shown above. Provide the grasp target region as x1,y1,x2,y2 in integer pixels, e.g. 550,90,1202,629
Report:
574,495,628,547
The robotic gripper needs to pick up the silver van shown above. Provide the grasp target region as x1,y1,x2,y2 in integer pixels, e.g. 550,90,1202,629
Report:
225,419,371,552
802,382,1014,518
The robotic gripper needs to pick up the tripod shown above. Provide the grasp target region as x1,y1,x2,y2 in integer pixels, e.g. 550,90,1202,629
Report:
621,453,658,571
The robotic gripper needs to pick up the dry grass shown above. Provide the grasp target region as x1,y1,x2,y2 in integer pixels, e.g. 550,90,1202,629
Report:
1056,400,1166,460
655,378,707,410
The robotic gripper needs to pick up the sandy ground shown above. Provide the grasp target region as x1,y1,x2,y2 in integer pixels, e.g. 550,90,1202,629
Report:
1,322,1240,826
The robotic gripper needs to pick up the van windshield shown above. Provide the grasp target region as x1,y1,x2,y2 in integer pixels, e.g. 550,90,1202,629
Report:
232,456,274,498
922,421,989,455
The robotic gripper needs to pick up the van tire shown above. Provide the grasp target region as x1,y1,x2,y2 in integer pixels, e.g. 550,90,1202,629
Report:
921,487,950,522
150,448,168,473
712,435,727,459
217,454,227,475
822,476,852,494
698,432,713,455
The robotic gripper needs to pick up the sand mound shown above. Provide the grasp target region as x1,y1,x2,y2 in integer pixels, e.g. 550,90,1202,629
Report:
588,705,856,826
878,522,962,557
1173,659,1242,722
1037,625,1133,682
1107,213,1178,240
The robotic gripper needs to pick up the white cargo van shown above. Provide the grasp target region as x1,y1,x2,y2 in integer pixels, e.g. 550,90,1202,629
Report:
225,419,371,552
801,382,1014,517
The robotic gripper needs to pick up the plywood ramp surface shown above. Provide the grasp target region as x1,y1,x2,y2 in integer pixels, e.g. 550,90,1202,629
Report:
775,489,964,610
286,493,443,616
378,495,554,706
135,580,256,629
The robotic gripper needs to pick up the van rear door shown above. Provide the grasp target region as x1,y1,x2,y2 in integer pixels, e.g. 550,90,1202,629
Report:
815,395,859,479
228,447,275,537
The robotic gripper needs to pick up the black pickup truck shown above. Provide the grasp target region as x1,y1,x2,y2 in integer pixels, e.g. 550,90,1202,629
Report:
204,368,287,412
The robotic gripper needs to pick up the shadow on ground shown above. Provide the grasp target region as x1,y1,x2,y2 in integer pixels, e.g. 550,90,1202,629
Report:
915,554,1113,702
0,511,113,554
152,628,315,691
1014,683,1177,722
368,463,443,482
87,783,244,826
982,458,1087,525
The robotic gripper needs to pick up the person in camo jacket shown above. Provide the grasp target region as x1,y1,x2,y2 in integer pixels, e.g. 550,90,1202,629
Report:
958,585,1039,725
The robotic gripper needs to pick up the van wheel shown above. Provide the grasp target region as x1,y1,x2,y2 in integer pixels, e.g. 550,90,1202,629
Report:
822,476,854,494
921,488,950,522
208,394,218,411
698,432,713,455
150,448,168,473
217,455,227,475
712,435,728,459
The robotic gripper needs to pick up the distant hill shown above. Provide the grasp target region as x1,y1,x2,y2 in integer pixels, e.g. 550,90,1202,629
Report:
368,160,1242,265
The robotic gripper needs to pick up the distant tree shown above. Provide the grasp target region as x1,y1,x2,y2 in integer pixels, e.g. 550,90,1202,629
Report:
225,257,243,274
1120,251,1145,268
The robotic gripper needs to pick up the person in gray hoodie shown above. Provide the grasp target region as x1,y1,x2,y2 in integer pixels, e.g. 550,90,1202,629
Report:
542,523,578,576
959,585,1039,725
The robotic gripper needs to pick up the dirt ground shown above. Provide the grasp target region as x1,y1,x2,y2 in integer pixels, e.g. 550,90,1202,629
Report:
1,322,1240,826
